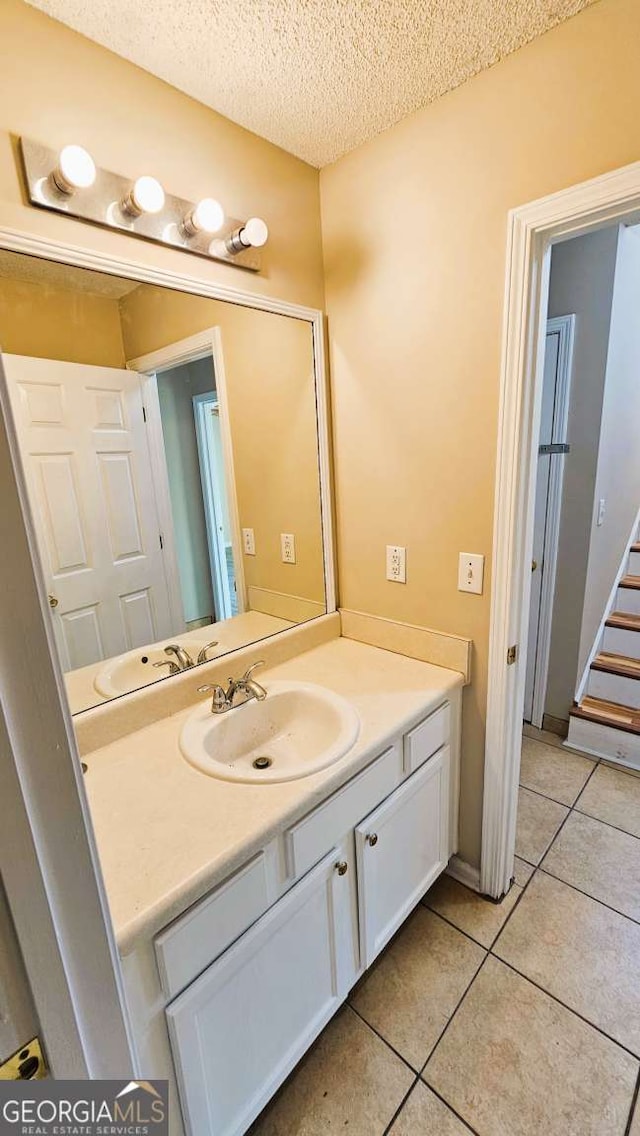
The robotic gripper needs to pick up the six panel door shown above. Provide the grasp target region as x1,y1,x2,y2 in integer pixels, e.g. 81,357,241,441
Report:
3,354,174,670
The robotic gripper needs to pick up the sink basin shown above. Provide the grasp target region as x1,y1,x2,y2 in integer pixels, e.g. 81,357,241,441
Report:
94,633,225,698
179,680,360,783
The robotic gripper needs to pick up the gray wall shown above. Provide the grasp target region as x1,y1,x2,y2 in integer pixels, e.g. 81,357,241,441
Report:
544,226,618,722
158,357,216,625
578,225,640,669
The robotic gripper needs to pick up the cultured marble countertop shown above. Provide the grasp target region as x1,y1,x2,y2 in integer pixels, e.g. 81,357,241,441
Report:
83,636,463,956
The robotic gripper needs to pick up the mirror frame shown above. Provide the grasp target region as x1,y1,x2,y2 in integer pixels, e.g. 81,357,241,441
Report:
0,224,337,679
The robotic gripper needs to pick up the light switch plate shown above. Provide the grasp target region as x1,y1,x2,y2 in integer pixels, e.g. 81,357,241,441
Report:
242,528,255,555
281,533,296,564
458,552,484,594
386,545,406,583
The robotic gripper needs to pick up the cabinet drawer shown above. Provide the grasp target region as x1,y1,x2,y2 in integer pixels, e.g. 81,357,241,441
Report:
155,853,269,1000
403,702,449,774
285,744,401,880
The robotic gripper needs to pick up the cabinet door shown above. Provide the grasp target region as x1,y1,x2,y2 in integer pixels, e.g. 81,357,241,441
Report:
356,746,450,968
166,846,357,1136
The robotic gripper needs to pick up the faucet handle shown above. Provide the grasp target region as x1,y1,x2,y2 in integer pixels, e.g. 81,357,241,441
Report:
197,640,219,665
240,660,266,683
197,683,229,713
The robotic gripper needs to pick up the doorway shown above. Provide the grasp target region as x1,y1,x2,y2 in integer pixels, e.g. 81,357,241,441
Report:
482,159,640,900
193,390,238,621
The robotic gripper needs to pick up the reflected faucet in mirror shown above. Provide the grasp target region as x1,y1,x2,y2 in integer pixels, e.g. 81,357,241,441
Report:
153,640,219,675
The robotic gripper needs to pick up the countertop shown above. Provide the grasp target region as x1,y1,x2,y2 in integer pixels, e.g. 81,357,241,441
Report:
83,636,463,956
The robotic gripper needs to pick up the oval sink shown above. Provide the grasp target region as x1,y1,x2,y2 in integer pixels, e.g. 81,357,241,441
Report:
179,680,360,783
94,633,225,698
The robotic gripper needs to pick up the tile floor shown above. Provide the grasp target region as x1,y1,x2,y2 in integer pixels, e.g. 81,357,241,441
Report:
251,737,640,1135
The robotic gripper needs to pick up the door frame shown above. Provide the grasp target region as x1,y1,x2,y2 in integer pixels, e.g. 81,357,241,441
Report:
482,159,640,899
0,222,334,1077
127,329,247,615
525,314,575,728
192,392,235,621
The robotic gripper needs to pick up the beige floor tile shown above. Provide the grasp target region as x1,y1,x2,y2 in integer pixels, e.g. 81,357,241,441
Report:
519,736,595,805
250,1005,413,1136
350,907,484,1070
424,956,638,1136
542,811,640,922
494,871,640,1055
514,786,568,865
575,763,640,838
513,856,534,887
424,874,523,947
630,1097,640,1136
388,1081,471,1135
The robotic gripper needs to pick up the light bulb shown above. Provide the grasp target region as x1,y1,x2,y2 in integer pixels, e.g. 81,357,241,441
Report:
225,216,269,255
122,175,165,216
52,145,96,194
241,217,269,247
183,197,225,236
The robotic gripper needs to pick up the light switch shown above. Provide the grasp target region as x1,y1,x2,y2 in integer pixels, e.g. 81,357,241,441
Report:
458,552,484,594
281,533,296,564
386,545,406,583
242,528,255,555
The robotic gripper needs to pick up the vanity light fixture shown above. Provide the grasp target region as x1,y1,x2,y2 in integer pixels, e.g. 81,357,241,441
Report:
121,175,166,216
19,136,265,272
50,144,96,194
225,217,269,254
182,197,225,236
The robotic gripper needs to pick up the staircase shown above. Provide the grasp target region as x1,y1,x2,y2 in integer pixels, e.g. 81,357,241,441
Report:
567,543,640,770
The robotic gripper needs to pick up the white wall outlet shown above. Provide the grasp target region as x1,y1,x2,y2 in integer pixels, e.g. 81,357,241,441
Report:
458,552,484,595
242,528,255,556
281,532,296,564
386,545,406,583
596,498,606,527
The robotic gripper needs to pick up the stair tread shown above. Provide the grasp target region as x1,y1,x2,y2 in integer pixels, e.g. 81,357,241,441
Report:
605,611,640,631
570,695,640,735
631,543,640,553
620,575,640,590
592,652,640,679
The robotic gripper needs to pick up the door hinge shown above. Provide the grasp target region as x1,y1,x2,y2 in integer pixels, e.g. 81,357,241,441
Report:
142,405,147,423
538,442,570,455
159,533,164,550
0,1037,47,1080
507,645,518,665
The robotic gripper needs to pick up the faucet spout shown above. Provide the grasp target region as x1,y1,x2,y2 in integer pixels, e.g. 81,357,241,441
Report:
164,644,195,671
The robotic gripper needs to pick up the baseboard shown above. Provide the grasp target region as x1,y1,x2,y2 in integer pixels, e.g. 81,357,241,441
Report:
339,608,472,683
445,855,480,892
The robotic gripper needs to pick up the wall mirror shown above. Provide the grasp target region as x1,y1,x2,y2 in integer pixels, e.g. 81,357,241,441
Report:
0,244,332,714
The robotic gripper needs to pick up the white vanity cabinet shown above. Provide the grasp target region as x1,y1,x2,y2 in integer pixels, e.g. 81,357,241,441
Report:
132,692,460,1136
166,843,358,1136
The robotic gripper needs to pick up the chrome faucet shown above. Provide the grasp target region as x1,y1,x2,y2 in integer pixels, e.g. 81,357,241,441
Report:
196,640,219,664
198,661,267,714
164,643,196,670
150,639,219,676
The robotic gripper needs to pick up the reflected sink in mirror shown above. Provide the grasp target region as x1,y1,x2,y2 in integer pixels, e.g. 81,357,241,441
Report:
179,681,360,783
94,630,224,698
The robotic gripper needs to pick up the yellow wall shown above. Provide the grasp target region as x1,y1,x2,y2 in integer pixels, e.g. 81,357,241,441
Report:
119,285,326,607
0,0,324,311
320,0,640,866
0,276,125,365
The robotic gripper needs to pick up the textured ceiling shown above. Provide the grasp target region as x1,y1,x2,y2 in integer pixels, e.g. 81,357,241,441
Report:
28,0,597,168
0,250,138,298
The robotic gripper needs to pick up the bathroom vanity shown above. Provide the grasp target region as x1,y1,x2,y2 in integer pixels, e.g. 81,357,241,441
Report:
82,632,463,1136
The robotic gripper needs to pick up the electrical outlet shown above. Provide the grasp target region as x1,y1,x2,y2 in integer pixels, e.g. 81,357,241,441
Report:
386,545,406,583
458,552,484,594
281,533,296,564
242,528,255,555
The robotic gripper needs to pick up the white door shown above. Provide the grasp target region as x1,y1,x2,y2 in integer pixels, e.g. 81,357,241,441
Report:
193,393,234,621
356,748,450,968
3,354,174,671
167,846,357,1136
523,316,574,725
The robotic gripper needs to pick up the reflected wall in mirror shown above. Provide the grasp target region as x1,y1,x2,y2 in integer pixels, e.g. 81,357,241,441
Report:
0,249,328,714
